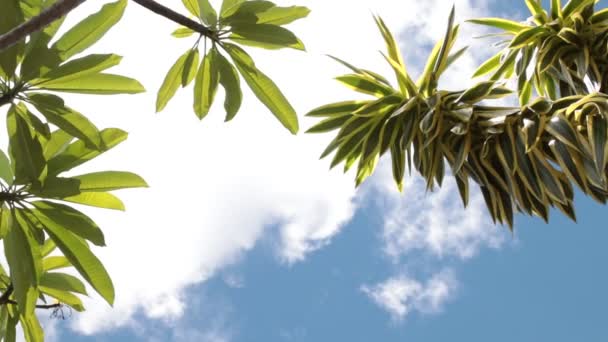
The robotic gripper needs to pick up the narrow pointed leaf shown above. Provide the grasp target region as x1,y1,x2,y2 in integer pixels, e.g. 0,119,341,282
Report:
52,0,127,60
224,43,299,133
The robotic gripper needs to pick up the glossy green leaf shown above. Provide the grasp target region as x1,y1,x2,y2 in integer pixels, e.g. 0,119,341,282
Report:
7,106,46,185
253,5,310,25
193,47,220,119
305,101,368,117
182,0,202,18
30,54,122,86
198,0,218,27
28,93,102,149
35,73,145,95
306,114,351,133
42,256,71,272
0,0,24,78
0,149,13,186
32,200,106,246
182,48,200,87
4,210,41,315
156,50,190,112
473,52,502,78
40,272,87,295
216,51,242,121
509,26,547,48
220,0,246,18
467,17,530,33
335,74,394,98
52,0,127,60
19,313,43,342
221,1,275,25
224,43,299,134
171,27,195,38
42,222,114,306
72,171,148,192
39,286,84,311
43,129,73,160
47,128,127,175
229,24,305,50
60,192,126,211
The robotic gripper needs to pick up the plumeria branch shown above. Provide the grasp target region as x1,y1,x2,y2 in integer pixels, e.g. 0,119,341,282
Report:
0,0,86,52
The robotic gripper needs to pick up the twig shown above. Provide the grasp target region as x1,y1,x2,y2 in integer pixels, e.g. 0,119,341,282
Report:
130,0,216,41
0,0,86,52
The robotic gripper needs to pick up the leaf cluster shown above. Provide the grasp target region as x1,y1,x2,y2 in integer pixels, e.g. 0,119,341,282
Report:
156,0,310,134
0,1,147,340
308,1,608,228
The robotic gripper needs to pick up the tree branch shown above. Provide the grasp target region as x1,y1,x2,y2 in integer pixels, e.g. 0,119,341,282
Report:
0,0,86,53
130,0,216,41
0,285,14,305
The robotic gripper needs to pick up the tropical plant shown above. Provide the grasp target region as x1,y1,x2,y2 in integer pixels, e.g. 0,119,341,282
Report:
307,0,608,228
0,0,308,340
2,0,608,340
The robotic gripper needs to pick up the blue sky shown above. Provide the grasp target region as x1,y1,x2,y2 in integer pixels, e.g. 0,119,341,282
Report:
21,0,608,341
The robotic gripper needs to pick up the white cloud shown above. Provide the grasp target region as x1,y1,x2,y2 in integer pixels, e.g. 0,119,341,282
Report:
370,166,504,261
2,0,511,335
361,269,457,320
24,0,430,335
358,0,510,320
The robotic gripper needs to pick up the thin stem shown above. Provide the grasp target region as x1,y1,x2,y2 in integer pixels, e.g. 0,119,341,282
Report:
0,285,14,305
130,0,217,42
0,0,86,52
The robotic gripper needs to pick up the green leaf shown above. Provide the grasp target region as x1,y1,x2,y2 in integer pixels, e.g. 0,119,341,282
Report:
306,101,368,118
229,24,305,50
30,54,122,86
224,43,299,134
193,47,220,119
52,0,127,60
0,0,24,78
19,313,43,342
253,5,310,25
182,0,202,18
182,48,200,87
525,0,548,23
0,205,11,239
34,73,145,95
335,74,394,98
156,51,190,112
72,171,148,192
509,26,547,48
551,0,562,19
60,192,125,211
40,272,87,295
546,113,582,152
42,256,71,272
4,210,41,315
7,106,46,185
11,103,50,140
41,222,114,306
47,128,127,176
306,114,351,133
41,239,56,258
221,1,275,25
0,149,14,186
39,286,85,311
467,17,529,33
199,0,218,27
28,93,102,149
562,0,594,18
216,51,242,121
587,114,607,174
473,52,502,78
220,0,246,18
32,200,106,246
43,129,73,160
171,27,195,38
